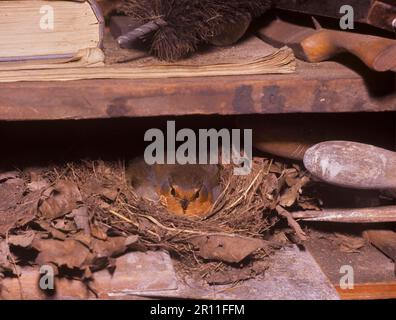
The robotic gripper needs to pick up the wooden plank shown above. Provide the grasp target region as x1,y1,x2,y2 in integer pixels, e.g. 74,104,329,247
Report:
0,251,178,300
306,228,396,300
336,282,396,300
125,246,340,300
0,246,339,300
0,61,395,121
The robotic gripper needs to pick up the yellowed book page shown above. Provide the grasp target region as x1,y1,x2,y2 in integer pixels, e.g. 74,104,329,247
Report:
0,0,100,59
0,47,296,82
0,47,104,71
104,34,287,66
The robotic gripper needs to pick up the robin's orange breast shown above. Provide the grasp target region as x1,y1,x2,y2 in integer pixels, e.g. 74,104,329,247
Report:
126,159,220,218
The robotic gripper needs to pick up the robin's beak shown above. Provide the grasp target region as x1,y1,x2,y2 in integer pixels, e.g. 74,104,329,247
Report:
180,199,189,211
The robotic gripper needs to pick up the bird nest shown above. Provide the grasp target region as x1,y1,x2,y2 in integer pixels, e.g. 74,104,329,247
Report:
85,157,311,245
0,156,317,286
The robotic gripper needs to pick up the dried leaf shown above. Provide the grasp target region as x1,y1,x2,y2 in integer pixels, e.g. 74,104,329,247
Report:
8,231,36,248
189,234,267,264
82,180,119,202
51,218,76,233
0,178,24,212
0,241,13,274
276,205,307,242
31,220,51,232
74,233,92,247
0,189,39,236
298,200,321,211
30,234,139,274
90,224,108,241
269,162,283,174
72,207,90,234
91,236,139,258
279,176,310,208
32,238,93,269
101,188,119,202
49,228,67,241
39,181,82,219
284,169,299,187
335,233,365,253
27,180,49,192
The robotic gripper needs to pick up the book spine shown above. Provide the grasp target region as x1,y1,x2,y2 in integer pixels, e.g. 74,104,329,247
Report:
89,0,105,49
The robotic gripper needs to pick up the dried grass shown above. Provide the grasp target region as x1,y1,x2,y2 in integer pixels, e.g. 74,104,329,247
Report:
44,157,311,261
0,155,317,284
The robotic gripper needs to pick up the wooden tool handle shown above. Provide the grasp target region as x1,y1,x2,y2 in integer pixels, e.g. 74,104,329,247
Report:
304,141,396,190
300,30,396,72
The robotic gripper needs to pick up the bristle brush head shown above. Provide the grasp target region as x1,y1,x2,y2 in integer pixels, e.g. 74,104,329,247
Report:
120,0,273,61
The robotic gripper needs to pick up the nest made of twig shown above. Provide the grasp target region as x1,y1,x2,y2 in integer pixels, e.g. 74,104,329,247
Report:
0,155,318,288
64,157,312,257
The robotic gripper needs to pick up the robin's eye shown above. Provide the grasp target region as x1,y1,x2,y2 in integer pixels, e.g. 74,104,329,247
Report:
194,190,200,200
170,187,176,197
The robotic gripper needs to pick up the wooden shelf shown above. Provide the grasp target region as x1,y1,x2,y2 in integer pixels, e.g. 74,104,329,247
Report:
0,60,395,121
336,283,396,300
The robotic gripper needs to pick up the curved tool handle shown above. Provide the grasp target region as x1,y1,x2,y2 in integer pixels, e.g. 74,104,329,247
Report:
304,141,396,190
300,30,396,72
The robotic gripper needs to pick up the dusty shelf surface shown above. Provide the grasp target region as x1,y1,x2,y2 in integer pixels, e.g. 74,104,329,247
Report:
305,228,396,300
0,60,395,121
2,246,340,300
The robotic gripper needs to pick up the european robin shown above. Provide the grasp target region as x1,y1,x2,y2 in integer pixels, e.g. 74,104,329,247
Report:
126,158,221,218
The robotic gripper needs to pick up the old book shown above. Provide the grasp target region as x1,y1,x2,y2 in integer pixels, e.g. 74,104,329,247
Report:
0,0,104,62
0,35,296,82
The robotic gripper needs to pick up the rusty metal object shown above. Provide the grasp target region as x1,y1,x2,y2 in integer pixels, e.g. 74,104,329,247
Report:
0,61,395,121
275,0,396,32
292,206,396,223
258,18,396,72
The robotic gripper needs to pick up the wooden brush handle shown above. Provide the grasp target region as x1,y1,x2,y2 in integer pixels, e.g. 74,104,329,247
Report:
300,30,396,72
